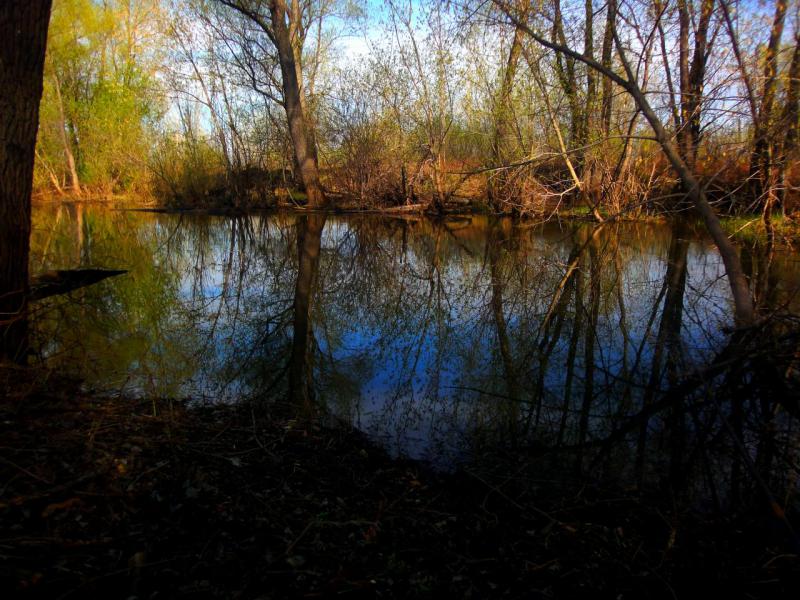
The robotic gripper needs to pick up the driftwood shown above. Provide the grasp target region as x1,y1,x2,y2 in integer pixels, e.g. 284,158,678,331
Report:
381,203,426,213
30,269,127,301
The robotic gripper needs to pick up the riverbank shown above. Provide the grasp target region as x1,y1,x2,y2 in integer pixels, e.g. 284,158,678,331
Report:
124,204,800,248
33,192,800,227
35,192,800,245
1,369,797,599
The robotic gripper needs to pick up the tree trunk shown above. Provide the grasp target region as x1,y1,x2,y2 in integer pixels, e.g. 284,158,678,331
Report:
525,46,586,200
53,73,81,196
751,0,788,225
271,0,326,207
779,32,800,210
677,0,691,164
582,0,595,148
489,8,526,207
0,0,52,364
35,147,64,194
599,0,617,137
685,0,713,167
551,0,582,150
677,0,712,169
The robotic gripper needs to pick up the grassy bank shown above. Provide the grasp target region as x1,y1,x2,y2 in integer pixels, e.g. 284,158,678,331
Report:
719,214,800,244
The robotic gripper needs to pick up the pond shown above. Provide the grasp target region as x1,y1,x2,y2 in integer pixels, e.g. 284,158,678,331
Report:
29,204,800,482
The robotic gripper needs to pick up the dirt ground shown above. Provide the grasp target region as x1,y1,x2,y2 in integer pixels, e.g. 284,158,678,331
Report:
1,372,798,599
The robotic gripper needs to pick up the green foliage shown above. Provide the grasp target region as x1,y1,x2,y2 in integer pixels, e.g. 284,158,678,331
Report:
34,0,166,197
719,214,800,244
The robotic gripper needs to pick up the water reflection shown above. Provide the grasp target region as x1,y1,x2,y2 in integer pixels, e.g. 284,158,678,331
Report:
289,214,326,409
29,205,800,487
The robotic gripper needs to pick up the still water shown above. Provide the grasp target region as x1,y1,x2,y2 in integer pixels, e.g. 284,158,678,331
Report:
29,204,800,474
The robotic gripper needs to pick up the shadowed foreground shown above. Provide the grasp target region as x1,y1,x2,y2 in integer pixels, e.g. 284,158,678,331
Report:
1,375,798,599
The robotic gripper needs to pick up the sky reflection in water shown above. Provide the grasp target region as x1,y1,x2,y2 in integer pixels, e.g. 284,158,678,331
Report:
30,205,800,467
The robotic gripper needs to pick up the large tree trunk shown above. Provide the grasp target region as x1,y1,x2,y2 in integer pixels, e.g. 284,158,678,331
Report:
270,0,326,208
0,0,52,364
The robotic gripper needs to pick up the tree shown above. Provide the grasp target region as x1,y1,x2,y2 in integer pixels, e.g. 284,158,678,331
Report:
750,0,788,229
676,0,714,169
491,0,755,326
0,0,53,363
488,0,529,206
34,0,164,197
216,0,326,207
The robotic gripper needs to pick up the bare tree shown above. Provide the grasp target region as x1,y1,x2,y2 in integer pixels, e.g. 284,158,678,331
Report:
491,0,755,325
217,0,326,207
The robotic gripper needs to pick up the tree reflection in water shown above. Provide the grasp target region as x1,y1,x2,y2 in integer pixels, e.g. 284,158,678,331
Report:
30,205,800,509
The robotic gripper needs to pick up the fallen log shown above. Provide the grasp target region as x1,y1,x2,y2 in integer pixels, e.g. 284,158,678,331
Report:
30,269,127,301
381,203,426,213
